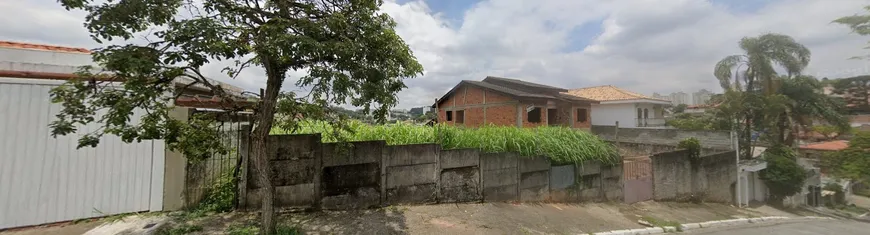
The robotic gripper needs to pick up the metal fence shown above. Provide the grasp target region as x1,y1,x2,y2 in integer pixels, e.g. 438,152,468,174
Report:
183,110,252,208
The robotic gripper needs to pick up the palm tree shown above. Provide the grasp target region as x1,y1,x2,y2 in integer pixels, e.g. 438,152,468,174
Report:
714,33,811,159
714,33,811,93
770,75,850,145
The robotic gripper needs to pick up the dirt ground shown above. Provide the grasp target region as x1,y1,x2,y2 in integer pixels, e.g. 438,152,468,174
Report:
185,201,796,235
4,201,800,235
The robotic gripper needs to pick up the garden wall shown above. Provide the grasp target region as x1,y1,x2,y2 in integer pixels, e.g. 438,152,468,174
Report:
593,126,733,150
651,149,737,203
239,134,626,210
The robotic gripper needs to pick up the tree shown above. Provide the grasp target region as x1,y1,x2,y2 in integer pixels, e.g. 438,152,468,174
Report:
766,75,849,145
714,33,811,159
671,103,688,114
812,125,843,140
834,5,870,60
759,146,808,205
823,131,870,183
52,1,423,234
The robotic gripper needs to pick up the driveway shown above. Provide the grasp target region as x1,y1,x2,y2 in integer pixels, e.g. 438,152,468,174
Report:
686,219,870,234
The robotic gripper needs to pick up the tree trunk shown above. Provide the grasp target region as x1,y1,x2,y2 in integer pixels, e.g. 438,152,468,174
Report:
252,60,286,235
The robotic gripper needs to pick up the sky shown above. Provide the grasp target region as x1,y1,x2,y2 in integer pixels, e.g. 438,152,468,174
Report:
1,0,870,109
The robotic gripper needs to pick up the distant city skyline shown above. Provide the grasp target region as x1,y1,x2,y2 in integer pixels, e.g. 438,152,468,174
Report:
653,89,715,106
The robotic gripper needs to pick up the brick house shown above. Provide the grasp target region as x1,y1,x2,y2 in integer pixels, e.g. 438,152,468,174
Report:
433,76,598,128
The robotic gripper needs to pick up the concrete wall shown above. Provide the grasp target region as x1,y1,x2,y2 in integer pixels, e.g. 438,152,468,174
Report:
651,150,737,203
612,141,723,158
518,157,550,201
592,126,733,150
384,144,440,204
439,149,481,202
0,48,95,67
241,134,627,210
481,153,520,201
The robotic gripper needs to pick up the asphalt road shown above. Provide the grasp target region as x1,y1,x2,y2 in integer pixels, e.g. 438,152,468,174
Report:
687,219,870,234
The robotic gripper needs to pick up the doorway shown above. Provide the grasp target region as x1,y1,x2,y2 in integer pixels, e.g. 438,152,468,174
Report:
547,108,558,126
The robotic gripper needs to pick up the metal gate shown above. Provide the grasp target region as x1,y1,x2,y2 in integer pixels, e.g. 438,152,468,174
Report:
0,78,165,229
623,157,653,203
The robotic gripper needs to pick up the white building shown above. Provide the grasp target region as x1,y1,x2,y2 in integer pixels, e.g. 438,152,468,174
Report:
693,89,713,105
652,92,671,102
565,85,672,128
669,92,690,105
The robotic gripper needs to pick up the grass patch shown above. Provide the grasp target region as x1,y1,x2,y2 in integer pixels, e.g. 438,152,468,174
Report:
641,216,682,231
274,120,619,164
157,224,203,235
226,224,301,235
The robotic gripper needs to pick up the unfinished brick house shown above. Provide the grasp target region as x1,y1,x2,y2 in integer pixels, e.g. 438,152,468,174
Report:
433,76,598,129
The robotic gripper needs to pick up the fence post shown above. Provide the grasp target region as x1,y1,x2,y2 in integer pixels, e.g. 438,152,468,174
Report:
237,124,251,210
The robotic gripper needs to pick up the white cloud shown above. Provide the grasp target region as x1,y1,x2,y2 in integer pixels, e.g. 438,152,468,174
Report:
1,0,869,109
382,0,870,108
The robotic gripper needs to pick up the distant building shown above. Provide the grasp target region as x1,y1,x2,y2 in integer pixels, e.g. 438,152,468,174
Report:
652,92,671,102
669,92,689,105
692,89,713,105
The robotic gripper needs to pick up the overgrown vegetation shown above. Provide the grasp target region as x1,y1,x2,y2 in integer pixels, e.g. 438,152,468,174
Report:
759,146,808,205
823,131,870,183
678,137,701,159
188,172,238,218
274,120,620,164
227,224,301,235
640,216,683,232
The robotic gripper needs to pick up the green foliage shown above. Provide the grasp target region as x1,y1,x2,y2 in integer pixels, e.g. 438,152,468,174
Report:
190,173,237,217
53,0,424,233
277,120,619,164
824,131,870,181
158,224,203,235
834,6,870,60
811,125,844,140
227,224,300,235
759,146,808,203
678,137,701,159
666,113,731,131
671,104,688,114
640,216,682,231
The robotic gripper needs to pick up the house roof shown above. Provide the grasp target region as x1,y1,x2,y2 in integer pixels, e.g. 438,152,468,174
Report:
482,76,568,92
0,40,90,54
433,77,597,107
799,140,849,151
564,85,670,103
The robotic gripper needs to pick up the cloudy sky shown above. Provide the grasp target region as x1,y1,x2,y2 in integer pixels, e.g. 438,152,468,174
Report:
2,0,869,109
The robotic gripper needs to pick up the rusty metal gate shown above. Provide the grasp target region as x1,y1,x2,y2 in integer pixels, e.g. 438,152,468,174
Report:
623,157,653,203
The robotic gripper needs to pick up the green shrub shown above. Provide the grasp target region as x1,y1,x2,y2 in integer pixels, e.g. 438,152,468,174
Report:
760,146,808,205
678,137,701,159
275,120,619,164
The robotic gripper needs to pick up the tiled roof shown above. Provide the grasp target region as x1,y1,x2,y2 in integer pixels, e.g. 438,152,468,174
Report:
564,85,669,102
433,77,598,107
0,40,90,54
799,140,849,151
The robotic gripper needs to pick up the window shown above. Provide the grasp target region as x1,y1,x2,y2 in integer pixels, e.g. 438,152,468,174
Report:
446,111,453,121
576,108,588,123
456,110,465,123
527,107,542,123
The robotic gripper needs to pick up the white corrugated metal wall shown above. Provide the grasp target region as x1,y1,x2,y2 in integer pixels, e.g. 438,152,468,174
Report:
0,77,164,229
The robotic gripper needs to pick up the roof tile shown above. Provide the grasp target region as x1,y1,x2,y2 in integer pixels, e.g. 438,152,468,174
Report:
0,40,90,54
799,140,849,151
564,85,670,102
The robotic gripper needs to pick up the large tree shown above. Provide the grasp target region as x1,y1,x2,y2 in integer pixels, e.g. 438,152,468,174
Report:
835,5,870,59
52,0,423,234
713,33,811,159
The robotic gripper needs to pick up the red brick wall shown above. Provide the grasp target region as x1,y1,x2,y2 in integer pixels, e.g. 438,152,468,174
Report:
485,104,517,127
465,86,485,105
573,105,592,129
485,90,513,103
522,104,548,128
464,107,484,127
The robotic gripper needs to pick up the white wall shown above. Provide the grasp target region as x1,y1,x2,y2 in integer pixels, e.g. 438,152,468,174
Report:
0,48,94,67
590,103,636,126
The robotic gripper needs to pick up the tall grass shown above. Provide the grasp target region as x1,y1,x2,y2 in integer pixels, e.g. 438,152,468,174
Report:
273,120,618,164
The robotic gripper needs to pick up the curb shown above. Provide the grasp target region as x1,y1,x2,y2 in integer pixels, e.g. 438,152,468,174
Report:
589,216,834,235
